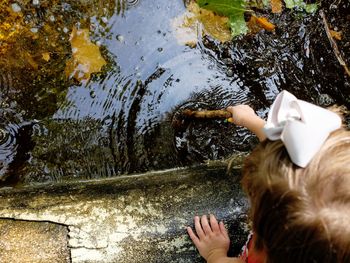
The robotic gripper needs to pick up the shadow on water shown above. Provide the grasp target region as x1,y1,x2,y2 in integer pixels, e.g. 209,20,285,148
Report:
0,0,349,186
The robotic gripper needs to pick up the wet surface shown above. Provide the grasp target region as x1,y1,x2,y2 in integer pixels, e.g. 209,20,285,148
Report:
0,0,349,186
0,162,250,262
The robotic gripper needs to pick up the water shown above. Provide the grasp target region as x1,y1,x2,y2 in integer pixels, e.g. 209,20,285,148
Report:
0,0,349,186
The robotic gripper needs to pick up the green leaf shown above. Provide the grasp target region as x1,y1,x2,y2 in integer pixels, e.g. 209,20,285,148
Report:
197,0,247,16
197,0,249,37
246,0,269,10
229,13,248,36
284,0,318,13
284,0,302,8
304,3,318,13
262,0,270,7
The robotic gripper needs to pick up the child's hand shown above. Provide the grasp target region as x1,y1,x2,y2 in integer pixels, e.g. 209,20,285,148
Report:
187,214,230,262
227,105,267,142
226,105,257,127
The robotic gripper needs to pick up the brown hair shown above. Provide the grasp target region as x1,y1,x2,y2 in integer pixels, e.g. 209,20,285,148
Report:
242,128,350,263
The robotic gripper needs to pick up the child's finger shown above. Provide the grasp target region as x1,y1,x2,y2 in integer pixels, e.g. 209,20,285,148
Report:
187,227,200,246
201,215,212,235
209,214,219,232
219,221,229,239
194,216,205,239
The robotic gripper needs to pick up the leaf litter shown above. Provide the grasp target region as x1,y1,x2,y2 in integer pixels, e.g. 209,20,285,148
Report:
65,27,107,82
172,0,321,45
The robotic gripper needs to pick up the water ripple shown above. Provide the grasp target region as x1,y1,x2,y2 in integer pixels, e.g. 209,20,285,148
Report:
0,122,19,181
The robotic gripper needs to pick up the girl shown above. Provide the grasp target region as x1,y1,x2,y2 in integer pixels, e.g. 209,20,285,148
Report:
187,90,350,263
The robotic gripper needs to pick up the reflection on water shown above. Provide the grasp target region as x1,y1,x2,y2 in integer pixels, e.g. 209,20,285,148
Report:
0,108,33,185
0,0,349,186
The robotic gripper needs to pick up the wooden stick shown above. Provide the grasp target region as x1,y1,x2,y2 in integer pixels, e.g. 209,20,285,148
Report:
320,10,350,77
182,109,232,119
172,109,234,130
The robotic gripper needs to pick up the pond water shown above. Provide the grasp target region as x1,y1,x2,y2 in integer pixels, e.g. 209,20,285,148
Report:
0,0,349,186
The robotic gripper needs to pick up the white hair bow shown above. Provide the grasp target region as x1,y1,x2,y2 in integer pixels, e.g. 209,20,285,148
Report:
263,90,342,167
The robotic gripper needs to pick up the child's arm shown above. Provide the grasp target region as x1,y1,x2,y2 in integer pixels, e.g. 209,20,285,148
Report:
187,214,245,263
227,105,266,142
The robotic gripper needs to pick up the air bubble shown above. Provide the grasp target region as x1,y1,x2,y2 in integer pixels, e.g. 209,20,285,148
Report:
116,35,124,42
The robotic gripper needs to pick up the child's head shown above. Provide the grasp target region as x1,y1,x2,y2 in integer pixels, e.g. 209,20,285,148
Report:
242,128,350,263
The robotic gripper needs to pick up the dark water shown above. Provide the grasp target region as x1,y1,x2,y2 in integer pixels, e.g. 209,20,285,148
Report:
0,0,349,186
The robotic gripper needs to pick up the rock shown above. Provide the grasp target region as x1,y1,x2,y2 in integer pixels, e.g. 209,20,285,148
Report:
0,161,249,262
0,220,70,263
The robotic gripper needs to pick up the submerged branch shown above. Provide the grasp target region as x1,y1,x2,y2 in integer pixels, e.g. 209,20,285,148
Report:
320,10,350,77
182,109,232,119
171,108,233,131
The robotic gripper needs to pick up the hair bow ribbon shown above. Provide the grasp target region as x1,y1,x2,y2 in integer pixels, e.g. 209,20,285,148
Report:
263,90,342,167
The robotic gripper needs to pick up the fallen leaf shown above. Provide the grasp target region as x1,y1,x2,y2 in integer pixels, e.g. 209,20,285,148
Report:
247,15,261,33
197,0,249,37
65,27,106,82
330,30,342,41
255,16,276,31
171,2,231,45
171,13,198,47
284,0,318,13
42,52,51,62
187,2,232,42
248,15,276,32
271,0,283,13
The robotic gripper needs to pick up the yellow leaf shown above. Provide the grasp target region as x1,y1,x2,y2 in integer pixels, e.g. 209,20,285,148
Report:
330,30,342,41
271,0,283,14
42,52,51,62
187,2,231,43
65,27,106,82
171,2,231,46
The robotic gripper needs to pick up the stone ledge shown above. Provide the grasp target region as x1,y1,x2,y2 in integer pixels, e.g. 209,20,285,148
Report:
0,219,70,263
0,161,249,263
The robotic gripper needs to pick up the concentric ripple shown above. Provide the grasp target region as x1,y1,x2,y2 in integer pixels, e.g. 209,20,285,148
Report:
0,122,19,181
